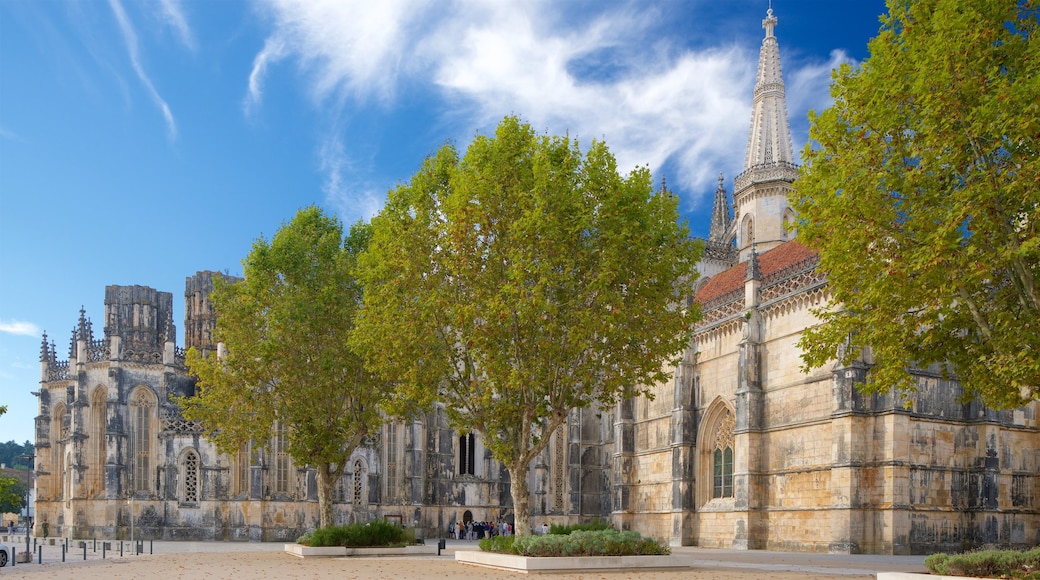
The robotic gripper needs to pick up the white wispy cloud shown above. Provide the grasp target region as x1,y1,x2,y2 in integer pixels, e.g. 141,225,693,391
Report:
109,0,178,139
249,0,849,214
158,0,196,51
0,320,41,337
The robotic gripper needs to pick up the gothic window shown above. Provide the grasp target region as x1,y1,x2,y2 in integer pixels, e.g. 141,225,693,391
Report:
699,400,736,505
385,422,398,502
90,387,107,496
782,207,797,239
553,425,565,511
273,422,290,494
352,459,366,505
458,433,476,476
712,410,735,499
182,449,200,504
130,388,156,493
234,443,250,496
742,215,755,248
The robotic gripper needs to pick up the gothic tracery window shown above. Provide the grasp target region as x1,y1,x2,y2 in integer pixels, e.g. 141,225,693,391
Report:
385,422,398,502
352,459,366,505
182,449,200,504
458,433,475,476
273,422,290,494
712,411,735,499
130,388,156,493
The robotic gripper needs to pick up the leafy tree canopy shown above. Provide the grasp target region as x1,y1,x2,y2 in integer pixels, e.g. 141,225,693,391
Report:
0,476,25,514
181,206,390,528
794,0,1040,407
352,116,701,534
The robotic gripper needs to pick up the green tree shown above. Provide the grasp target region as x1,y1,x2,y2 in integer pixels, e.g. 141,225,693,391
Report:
794,0,1040,407
352,116,701,535
181,207,390,529
0,476,25,514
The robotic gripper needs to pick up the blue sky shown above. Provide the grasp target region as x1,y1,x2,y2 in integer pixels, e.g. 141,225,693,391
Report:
0,1,886,444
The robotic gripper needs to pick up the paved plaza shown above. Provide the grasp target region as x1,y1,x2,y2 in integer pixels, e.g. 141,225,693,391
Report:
0,537,928,578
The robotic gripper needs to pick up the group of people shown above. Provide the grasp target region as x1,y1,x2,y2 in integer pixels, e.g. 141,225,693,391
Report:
448,520,512,540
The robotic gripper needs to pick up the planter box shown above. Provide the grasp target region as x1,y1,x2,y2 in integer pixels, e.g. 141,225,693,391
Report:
285,544,438,558
455,550,681,573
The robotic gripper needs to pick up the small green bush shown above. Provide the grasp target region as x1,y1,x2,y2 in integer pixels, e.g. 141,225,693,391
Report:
481,529,668,557
924,548,1040,578
550,519,614,535
478,535,516,554
296,520,413,548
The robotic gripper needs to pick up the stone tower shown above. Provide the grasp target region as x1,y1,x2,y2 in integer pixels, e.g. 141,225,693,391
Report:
733,8,798,261
184,271,240,356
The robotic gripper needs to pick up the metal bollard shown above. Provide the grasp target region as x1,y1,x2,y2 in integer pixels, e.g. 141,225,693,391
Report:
83,544,87,560
62,544,66,562
94,538,97,552
37,545,41,564
437,538,446,556
102,542,106,559
150,539,154,554
119,541,123,557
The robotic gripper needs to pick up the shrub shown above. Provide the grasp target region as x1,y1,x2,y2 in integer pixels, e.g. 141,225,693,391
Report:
478,535,516,554
482,529,669,557
549,519,614,535
296,520,413,548
924,548,1040,578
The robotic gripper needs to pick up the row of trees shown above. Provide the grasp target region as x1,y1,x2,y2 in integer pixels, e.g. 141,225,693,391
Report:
184,0,1039,534
182,117,703,532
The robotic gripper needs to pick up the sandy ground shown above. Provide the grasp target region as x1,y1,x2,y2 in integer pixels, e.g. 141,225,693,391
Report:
0,550,877,580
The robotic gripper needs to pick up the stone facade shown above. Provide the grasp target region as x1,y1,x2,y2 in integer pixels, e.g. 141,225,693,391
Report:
31,8,1040,554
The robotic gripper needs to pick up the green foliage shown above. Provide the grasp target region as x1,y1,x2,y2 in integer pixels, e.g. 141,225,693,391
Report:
0,440,34,470
549,519,613,535
0,476,25,513
296,520,413,548
795,0,1040,408
925,548,1040,578
478,535,516,554
180,207,391,528
353,115,702,533
494,529,669,557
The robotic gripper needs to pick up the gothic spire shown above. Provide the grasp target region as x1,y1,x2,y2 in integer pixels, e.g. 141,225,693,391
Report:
708,173,732,243
77,306,89,341
40,331,49,362
742,8,796,173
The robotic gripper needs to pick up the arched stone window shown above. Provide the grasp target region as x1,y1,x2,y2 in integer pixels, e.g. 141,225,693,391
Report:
129,387,157,493
741,214,755,249
89,386,108,496
698,399,736,504
458,433,476,476
385,422,399,502
233,443,250,496
782,207,797,239
181,449,200,504
273,422,291,494
352,459,366,506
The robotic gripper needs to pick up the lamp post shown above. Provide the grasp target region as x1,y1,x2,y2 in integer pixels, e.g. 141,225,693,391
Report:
17,454,31,557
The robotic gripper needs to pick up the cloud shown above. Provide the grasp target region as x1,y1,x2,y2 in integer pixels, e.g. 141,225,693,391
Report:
249,0,847,210
0,320,41,337
158,0,196,51
108,0,178,139
318,135,384,222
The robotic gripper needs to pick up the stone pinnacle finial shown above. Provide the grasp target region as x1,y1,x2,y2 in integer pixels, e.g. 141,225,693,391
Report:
69,328,78,359
78,306,89,340
763,8,777,38
40,331,49,362
745,246,761,281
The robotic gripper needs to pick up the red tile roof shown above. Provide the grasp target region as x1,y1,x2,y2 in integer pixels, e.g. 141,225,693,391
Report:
695,240,817,303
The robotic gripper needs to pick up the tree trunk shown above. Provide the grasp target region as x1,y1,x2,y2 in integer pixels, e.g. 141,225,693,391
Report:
508,463,532,537
316,462,335,529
